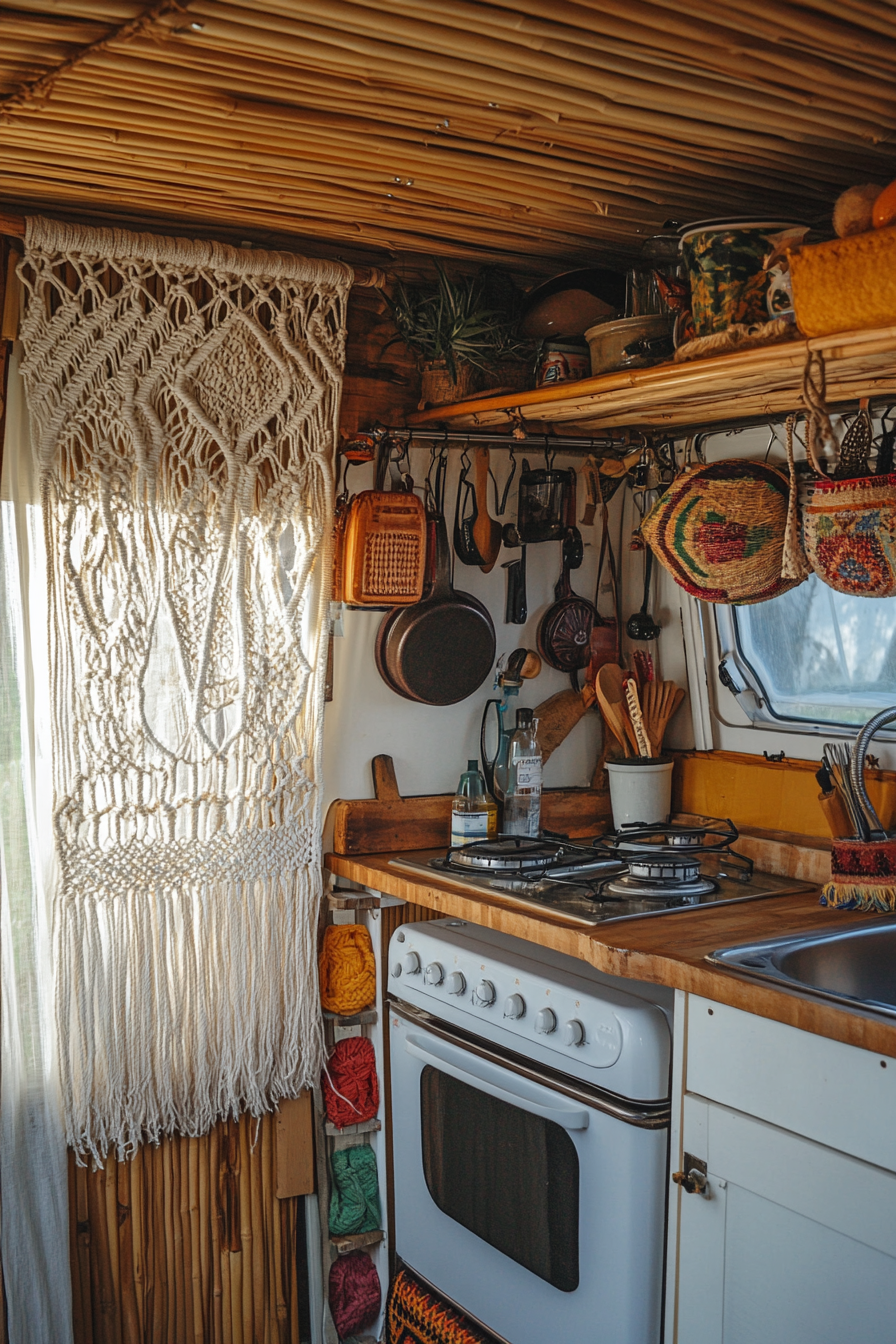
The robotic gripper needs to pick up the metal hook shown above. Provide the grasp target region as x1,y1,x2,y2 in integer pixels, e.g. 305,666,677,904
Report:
496,441,517,515
763,424,778,463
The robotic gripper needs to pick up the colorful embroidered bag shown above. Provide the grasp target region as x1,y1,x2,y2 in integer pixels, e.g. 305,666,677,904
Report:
640,459,803,605
802,474,896,598
786,355,896,598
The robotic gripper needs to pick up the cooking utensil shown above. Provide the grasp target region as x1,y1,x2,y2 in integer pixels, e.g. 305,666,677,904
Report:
626,547,661,641
595,663,636,757
586,503,620,680
624,677,652,757
454,448,502,571
642,682,685,757
823,741,871,840
376,511,496,705
532,686,593,765
471,447,502,571
833,397,873,480
516,461,575,543
537,527,596,687
502,552,527,624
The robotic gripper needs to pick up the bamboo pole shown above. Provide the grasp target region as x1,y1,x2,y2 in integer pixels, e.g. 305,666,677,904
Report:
86,1160,119,1344
238,1116,254,1342
130,1148,146,1342
249,1118,266,1344
208,1124,225,1344
187,1136,204,1344
69,1154,91,1344
116,1156,140,1344
162,1139,177,1344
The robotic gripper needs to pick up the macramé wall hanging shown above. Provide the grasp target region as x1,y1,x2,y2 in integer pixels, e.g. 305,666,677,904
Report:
18,216,355,1161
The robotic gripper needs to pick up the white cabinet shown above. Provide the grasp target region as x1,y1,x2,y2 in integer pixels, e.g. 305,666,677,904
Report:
669,996,896,1344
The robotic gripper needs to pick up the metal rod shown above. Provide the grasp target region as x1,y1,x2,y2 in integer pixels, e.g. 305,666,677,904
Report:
373,425,628,452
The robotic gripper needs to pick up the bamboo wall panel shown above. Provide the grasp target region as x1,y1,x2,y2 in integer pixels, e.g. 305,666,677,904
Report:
68,1112,311,1344
0,1,894,269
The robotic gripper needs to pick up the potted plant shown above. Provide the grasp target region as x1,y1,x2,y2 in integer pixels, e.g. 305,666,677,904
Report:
385,261,532,408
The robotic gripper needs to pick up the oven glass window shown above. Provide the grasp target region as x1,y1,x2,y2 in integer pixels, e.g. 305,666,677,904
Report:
420,1065,580,1292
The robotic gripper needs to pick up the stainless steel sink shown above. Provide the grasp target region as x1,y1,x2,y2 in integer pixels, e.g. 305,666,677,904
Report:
708,914,896,1018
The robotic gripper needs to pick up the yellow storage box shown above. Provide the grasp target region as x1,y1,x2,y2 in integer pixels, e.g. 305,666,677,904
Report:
790,225,896,338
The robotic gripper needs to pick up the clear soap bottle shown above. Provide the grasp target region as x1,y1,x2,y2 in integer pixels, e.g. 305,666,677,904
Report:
450,759,498,849
502,708,542,837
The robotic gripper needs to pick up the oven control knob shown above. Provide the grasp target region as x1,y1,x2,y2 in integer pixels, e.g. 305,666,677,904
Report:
445,972,466,996
403,952,421,975
503,994,526,1020
534,1008,557,1035
424,961,444,986
473,979,496,1007
563,1019,585,1047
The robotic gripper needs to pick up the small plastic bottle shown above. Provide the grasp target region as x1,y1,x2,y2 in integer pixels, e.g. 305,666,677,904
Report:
502,708,543,837
450,760,498,849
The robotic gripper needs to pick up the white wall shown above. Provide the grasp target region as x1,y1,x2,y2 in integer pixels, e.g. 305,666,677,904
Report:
322,447,629,817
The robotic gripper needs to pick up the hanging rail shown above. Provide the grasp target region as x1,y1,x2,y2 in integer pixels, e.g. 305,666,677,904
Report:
0,209,386,288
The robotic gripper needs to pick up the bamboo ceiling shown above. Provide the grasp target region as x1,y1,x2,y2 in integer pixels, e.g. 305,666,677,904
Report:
1,0,895,271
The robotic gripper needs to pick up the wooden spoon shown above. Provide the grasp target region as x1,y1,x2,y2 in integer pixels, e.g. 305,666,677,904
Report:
471,447,502,574
596,663,636,757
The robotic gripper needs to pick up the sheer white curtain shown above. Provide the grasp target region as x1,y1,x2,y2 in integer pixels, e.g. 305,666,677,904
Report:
1,345,73,1343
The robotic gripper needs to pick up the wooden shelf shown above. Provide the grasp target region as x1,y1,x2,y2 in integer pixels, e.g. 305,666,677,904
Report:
323,1007,377,1027
330,1229,384,1255
325,1118,382,1138
406,325,896,436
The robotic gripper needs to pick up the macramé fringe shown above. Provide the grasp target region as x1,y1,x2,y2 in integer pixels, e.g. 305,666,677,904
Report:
57,867,326,1165
820,882,896,912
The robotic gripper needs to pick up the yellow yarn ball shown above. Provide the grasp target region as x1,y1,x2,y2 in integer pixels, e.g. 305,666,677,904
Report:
319,925,376,1015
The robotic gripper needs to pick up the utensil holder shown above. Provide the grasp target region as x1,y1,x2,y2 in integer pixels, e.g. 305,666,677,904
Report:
822,706,896,912
606,759,673,829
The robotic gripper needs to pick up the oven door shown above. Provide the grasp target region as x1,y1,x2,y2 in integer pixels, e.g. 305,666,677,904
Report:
389,1001,669,1344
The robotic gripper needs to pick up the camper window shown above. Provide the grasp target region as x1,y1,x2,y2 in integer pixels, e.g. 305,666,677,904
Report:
716,579,896,731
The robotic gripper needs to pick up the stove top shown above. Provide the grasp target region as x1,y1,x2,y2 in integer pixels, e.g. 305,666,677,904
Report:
389,819,814,927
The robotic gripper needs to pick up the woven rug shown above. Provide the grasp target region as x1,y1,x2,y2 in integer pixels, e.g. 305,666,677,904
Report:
385,1265,503,1344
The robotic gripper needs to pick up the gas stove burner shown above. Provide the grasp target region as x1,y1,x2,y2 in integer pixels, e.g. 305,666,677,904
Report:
440,835,619,881
448,836,566,872
596,818,749,868
590,816,750,900
599,871,720,902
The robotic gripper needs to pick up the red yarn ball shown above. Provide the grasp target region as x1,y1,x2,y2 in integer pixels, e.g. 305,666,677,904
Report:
323,1036,380,1129
329,1249,381,1338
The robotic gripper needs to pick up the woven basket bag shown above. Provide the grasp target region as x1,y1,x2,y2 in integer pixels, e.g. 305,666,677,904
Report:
802,473,896,598
641,459,803,605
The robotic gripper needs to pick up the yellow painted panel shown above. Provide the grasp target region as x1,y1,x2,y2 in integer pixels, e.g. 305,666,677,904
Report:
673,751,896,839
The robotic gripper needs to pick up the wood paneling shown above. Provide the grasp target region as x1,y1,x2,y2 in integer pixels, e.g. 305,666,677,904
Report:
68,1111,311,1344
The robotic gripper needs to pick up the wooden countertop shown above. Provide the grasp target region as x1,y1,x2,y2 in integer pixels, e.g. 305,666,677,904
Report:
325,849,896,1059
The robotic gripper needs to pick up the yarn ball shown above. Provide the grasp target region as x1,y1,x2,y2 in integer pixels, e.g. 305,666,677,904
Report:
324,1036,380,1129
319,924,376,1015
329,1250,381,1338
832,183,880,238
329,1143,382,1236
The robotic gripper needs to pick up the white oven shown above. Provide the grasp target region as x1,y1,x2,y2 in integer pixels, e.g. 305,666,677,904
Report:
388,918,672,1344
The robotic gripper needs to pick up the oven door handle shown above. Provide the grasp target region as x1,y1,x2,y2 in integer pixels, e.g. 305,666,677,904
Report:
404,1032,591,1131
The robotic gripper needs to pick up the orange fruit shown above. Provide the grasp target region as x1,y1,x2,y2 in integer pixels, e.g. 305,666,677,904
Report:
872,177,896,229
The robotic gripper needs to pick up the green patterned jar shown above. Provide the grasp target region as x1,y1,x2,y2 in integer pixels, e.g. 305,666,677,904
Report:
680,219,802,337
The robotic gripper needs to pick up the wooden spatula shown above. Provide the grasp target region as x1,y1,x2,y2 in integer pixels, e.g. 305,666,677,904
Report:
596,663,636,757
471,447,502,573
